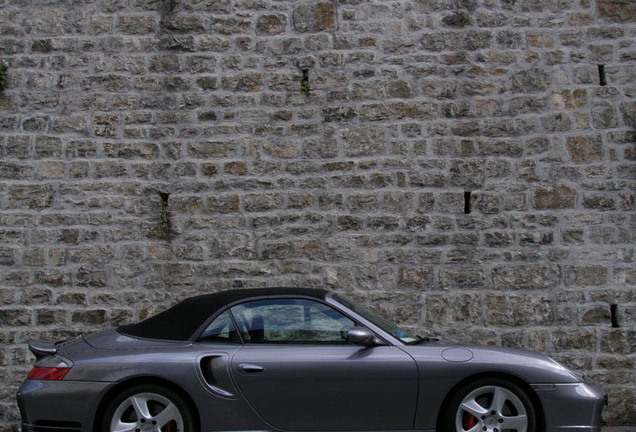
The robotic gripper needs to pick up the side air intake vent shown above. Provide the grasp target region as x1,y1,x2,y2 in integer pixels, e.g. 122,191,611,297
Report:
198,354,236,398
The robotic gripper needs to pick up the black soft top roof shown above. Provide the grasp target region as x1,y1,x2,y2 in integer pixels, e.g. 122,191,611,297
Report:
118,288,328,341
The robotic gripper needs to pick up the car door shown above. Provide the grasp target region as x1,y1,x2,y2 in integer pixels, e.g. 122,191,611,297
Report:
229,298,418,431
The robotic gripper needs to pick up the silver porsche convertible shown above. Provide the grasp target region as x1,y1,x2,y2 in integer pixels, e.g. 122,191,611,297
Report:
17,288,606,432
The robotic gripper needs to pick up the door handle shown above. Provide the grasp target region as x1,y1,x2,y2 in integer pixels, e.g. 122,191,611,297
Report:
238,363,265,373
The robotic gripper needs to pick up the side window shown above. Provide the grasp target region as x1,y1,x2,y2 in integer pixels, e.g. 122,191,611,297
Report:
198,310,240,344
230,299,355,344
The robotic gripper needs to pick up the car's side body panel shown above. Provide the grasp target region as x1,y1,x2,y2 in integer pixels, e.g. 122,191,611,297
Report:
401,345,603,431
48,334,271,432
231,344,418,431
53,332,421,432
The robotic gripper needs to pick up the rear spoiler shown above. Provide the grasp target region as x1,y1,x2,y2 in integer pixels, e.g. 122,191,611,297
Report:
28,340,57,361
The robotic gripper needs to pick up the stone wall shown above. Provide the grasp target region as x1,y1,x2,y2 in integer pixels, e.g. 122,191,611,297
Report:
0,0,635,428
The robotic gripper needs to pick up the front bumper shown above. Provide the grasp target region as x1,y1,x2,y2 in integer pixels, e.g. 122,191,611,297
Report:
17,379,113,432
532,381,606,432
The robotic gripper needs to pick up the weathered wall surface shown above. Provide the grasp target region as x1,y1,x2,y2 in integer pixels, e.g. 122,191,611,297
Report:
0,0,635,428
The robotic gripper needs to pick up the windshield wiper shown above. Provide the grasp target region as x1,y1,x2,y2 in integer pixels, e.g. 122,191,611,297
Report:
406,335,439,345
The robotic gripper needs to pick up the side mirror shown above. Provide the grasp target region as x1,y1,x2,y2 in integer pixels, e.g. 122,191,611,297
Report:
347,327,378,346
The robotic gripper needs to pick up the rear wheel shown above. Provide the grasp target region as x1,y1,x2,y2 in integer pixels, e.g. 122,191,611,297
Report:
442,377,536,432
101,384,194,432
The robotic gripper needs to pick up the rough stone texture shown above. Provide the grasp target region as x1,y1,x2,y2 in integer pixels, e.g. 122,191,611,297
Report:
566,136,604,163
256,14,287,36
533,185,578,209
598,0,636,22
0,0,635,429
293,2,337,33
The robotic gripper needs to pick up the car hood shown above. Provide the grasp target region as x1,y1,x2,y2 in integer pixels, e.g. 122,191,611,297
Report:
401,343,580,384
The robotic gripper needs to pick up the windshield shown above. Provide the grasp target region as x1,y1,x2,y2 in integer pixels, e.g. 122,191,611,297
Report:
332,294,419,344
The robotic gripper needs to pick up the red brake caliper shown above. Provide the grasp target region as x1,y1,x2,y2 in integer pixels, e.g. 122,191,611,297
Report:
463,412,477,430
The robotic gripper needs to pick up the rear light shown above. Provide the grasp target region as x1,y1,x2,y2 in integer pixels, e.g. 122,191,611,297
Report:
27,367,70,380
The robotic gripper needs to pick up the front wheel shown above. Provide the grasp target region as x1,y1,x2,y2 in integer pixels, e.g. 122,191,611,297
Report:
442,377,537,432
101,384,195,432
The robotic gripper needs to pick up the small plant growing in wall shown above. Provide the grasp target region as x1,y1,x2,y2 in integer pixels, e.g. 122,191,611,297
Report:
157,191,174,240
0,62,8,92
300,69,310,94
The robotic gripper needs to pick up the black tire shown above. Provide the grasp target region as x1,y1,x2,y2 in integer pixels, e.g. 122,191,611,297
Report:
100,383,195,432
441,377,537,432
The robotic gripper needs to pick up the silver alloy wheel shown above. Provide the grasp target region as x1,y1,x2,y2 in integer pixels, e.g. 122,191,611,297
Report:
109,392,184,432
455,385,528,432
